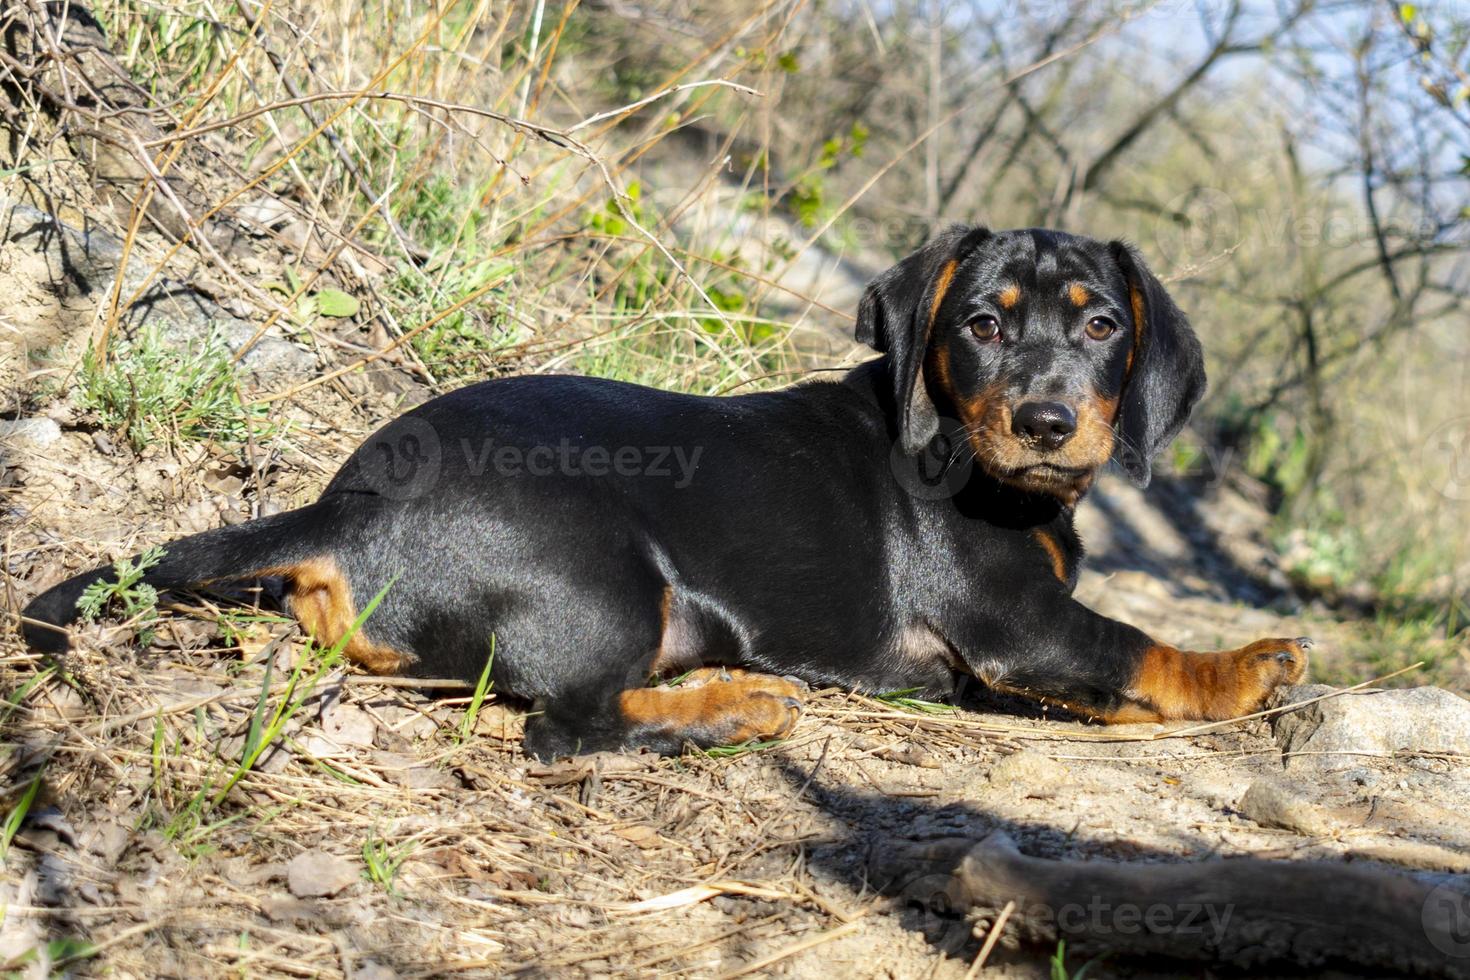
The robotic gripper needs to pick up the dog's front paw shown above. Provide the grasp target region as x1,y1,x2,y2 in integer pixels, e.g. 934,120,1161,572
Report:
1195,636,1313,719
696,671,804,744
1118,638,1312,723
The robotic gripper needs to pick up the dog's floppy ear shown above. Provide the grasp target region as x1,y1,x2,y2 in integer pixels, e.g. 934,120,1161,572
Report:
857,224,991,455
1108,241,1207,487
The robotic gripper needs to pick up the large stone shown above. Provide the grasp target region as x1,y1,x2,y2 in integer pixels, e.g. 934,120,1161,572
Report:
0,417,62,448
1237,777,1342,835
1272,684,1470,769
1,198,317,387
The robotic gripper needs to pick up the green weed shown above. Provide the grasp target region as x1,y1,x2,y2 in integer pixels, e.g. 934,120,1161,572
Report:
150,582,394,855
362,829,417,895
78,326,272,452
699,738,787,759
77,545,165,646
1049,940,1102,980
387,257,519,376
0,667,55,729
1,767,43,862
457,636,496,743
376,171,525,378
2,936,99,973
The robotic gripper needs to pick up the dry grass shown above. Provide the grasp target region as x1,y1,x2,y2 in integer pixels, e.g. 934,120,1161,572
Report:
2,1,1469,975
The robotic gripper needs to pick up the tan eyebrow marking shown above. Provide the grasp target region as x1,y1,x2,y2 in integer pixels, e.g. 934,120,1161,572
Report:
1068,283,1090,307
997,284,1021,309
929,259,959,325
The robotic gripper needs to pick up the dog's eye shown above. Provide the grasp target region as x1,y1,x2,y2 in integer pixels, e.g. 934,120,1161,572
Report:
1084,316,1118,341
970,315,1002,342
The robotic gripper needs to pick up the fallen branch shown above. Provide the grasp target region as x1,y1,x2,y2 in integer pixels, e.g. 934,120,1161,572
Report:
871,831,1468,977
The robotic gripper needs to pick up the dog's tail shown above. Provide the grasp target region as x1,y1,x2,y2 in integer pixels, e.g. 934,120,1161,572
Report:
21,503,330,655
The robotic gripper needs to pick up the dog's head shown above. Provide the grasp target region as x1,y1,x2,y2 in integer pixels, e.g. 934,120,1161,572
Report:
857,225,1205,499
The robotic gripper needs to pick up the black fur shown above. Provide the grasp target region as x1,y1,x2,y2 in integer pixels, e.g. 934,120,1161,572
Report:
22,226,1216,760
1109,240,1208,486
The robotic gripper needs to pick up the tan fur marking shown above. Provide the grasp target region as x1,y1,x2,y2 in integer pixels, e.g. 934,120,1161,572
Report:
997,284,1021,310
619,669,802,745
257,558,411,674
929,259,960,326
1031,530,1068,583
1067,283,1090,307
927,341,957,409
1067,394,1118,464
993,637,1309,724
1112,638,1311,723
1125,283,1146,377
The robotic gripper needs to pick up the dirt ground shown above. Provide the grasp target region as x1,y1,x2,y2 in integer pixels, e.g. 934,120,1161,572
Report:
6,343,1469,978
3,196,1469,978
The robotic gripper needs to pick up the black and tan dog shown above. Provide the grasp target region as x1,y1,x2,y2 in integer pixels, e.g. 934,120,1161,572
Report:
22,225,1309,759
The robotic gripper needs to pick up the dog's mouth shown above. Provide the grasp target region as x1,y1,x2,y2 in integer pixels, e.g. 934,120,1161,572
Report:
1012,462,1091,481
996,460,1095,493
967,433,1109,500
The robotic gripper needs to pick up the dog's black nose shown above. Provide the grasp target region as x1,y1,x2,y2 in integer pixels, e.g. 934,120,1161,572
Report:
1012,402,1077,450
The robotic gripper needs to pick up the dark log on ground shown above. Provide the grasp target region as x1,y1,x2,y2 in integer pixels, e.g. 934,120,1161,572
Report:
870,831,1470,978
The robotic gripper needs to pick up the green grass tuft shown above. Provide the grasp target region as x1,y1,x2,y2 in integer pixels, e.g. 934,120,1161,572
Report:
78,325,273,452
872,687,955,715
699,738,787,759
362,829,417,895
1,768,43,862
457,636,497,743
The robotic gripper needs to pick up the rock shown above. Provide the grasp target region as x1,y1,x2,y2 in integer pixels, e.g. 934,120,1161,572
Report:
0,417,62,448
286,850,360,898
1,200,124,291
1237,777,1341,836
403,766,461,791
1273,684,1470,770
260,895,315,923
987,750,1070,789
0,197,317,387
